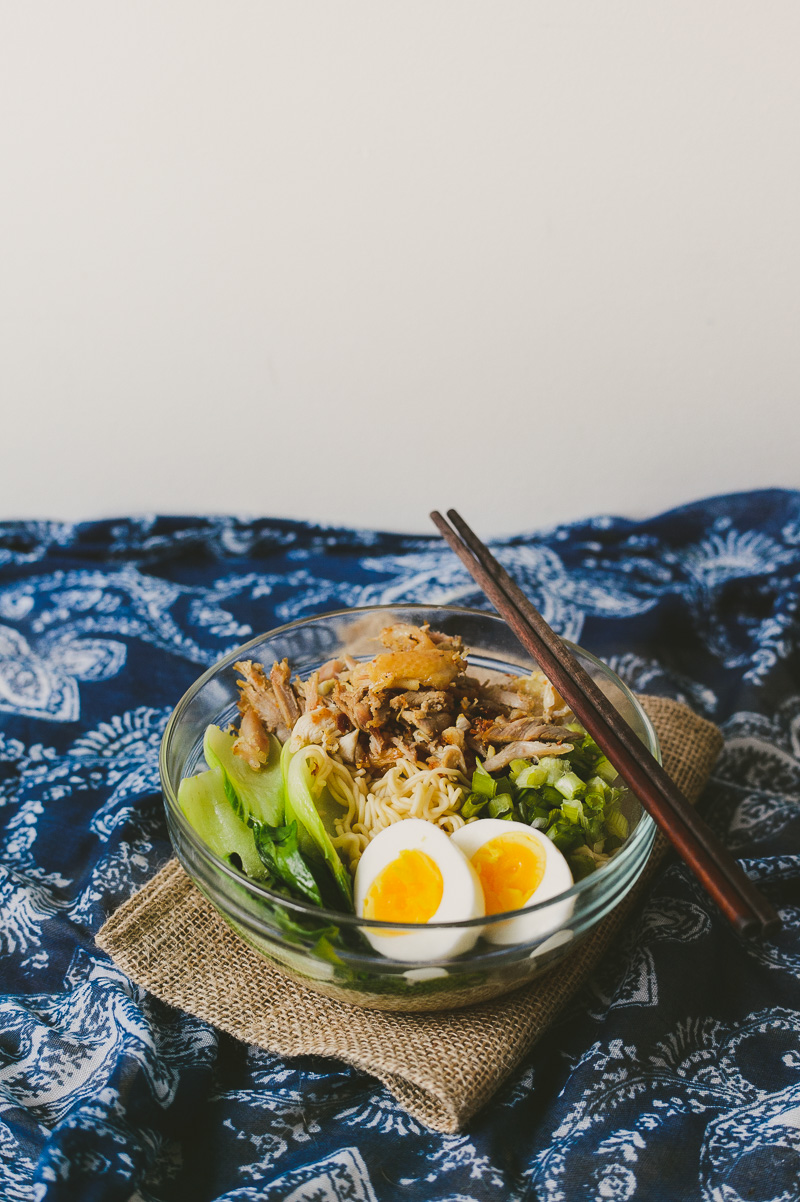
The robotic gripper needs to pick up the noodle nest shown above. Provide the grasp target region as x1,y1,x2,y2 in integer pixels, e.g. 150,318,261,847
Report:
301,746,469,869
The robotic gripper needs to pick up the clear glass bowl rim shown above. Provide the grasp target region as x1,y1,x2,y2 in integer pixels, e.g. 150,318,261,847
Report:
160,603,659,932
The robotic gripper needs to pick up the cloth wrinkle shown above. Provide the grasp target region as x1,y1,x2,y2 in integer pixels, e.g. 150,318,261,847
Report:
2,495,799,1201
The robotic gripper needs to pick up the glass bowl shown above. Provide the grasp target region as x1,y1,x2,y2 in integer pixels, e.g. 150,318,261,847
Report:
160,605,659,1011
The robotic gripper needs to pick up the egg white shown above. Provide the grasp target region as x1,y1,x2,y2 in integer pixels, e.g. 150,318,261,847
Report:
354,818,485,961
450,819,574,946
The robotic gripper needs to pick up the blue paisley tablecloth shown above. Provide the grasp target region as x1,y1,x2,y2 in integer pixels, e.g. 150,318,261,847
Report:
2,490,800,1202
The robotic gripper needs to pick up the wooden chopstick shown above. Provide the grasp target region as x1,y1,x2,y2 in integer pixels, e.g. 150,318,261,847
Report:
430,509,780,938
443,508,758,913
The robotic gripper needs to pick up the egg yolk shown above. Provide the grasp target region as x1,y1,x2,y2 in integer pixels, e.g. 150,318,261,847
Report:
470,833,547,915
363,849,444,925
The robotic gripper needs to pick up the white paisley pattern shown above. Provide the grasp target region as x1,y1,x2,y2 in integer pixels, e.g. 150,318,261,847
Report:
0,493,799,1201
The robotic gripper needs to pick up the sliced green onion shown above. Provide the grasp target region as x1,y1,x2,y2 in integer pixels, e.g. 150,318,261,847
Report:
471,761,497,798
547,822,584,852
554,771,586,801
561,798,584,825
541,784,565,807
461,793,488,820
476,719,633,867
582,815,606,844
515,762,549,789
509,758,532,780
488,794,513,819
543,757,568,785
605,807,629,840
579,733,603,759
594,755,618,783
568,845,597,880
583,789,606,811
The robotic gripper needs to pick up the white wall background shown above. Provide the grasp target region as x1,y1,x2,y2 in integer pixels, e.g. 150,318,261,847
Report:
1,2,798,535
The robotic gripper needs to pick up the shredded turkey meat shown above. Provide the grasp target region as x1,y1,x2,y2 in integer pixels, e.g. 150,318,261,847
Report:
232,704,272,770
234,659,292,743
231,623,575,777
481,740,574,774
270,659,302,729
473,718,576,748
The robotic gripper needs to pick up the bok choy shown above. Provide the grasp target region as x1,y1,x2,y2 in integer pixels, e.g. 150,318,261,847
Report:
178,766,266,880
180,725,354,912
203,724,285,827
282,741,354,910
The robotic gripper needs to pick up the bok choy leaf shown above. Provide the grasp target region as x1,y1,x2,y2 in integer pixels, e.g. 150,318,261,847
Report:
282,741,354,910
203,724,285,827
178,766,266,880
253,821,323,907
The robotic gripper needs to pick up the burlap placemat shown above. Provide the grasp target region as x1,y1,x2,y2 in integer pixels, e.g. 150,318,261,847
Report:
97,695,723,1133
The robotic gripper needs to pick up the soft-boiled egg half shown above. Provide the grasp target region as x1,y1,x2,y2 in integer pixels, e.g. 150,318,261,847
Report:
354,818,485,961
450,819,574,945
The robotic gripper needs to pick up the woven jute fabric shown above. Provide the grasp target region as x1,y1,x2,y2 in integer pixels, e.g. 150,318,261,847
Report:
97,695,723,1133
